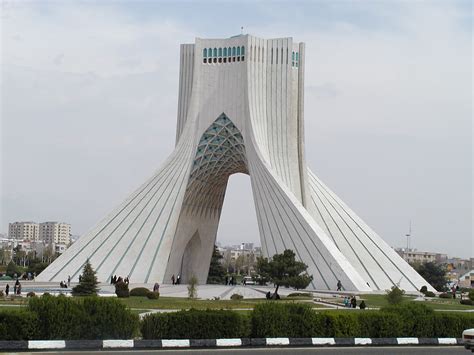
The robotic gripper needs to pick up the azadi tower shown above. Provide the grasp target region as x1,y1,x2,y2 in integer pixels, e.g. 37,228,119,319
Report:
38,35,432,292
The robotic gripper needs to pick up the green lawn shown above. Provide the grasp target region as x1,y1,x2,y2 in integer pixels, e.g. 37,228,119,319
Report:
357,294,474,311
117,296,316,310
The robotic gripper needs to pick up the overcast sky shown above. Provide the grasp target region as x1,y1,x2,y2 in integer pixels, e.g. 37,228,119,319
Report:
1,1,472,258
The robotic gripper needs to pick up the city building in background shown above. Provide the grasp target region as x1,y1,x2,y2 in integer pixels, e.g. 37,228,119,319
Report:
39,222,71,245
8,222,39,241
1,221,72,266
394,248,448,265
394,246,473,288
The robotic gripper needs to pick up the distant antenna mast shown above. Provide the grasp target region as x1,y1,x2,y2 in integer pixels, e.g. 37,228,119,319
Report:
405,220,412,251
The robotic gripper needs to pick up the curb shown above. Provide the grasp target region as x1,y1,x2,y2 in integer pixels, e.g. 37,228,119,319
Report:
0,338,463,350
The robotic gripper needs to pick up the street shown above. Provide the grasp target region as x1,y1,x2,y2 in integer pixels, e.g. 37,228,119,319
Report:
17,346,468,354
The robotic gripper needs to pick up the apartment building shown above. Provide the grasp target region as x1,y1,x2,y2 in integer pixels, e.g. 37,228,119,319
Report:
39,222,71,245
8,222,39,241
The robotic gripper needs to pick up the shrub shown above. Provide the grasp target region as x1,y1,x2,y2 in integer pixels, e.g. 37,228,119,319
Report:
434,313,474,337
28,295,139,339
230,293,243,300
188,275,198,299
287,292,312,298
130,287,151,297
81,297,139,339
381,302,434,337
356,311,403,338
28,294,86,339
439,292,451,299
141,309,250,339
386,286,405,305
424,291,435,297
325,312,361,337
115,281,129,298
251,303,325,338
0,290,3,297
0,310,40,340
460,299,473,305
27,292,36,297
420,285,428,293
469,290,474,301
146,292,160,300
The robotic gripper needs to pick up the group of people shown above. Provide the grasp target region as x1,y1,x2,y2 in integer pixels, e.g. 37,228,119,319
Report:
343,296,366,309
4,279,22,296
110,275,130,285
225,276,236,286
59,276,71,288
171,274,181,285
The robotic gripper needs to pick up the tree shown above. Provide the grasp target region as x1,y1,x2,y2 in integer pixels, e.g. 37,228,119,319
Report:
235,255,245,275
412,261,448,291
72,259,99,296
207,245,226,284
386,285,405,304
6,260,20,278
255,249,313,298
188,275,198,299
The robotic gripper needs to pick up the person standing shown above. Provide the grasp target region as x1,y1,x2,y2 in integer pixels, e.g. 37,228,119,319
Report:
67,275,71,287
153,282,160,292
171,274,175,285
5,284,9,296
176,274,181,285
350,296,357,308
337,280,342,291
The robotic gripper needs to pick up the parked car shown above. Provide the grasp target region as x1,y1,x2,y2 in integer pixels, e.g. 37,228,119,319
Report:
241,276,255,285
463,328,474,351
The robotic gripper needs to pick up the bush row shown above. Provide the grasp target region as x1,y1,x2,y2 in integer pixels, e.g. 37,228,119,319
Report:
141,309,250,339
142,302,474,339
0,295,139,340
250,302,474,338
2,298,474,340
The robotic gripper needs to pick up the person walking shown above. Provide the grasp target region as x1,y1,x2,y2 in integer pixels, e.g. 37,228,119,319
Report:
5,284,9,296
337,280,342,291
67,275,71,287
171,274,175,285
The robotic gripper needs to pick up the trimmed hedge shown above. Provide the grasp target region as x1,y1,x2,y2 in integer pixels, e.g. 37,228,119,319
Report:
28,295,139,339
0,310,40,340
141,309,250,339
248,302,474,339
130,287,151,297
146,292,160,299
251,303,325,338
115,281,130,298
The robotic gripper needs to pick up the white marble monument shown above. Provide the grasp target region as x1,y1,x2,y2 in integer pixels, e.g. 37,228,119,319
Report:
38,35,432,292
